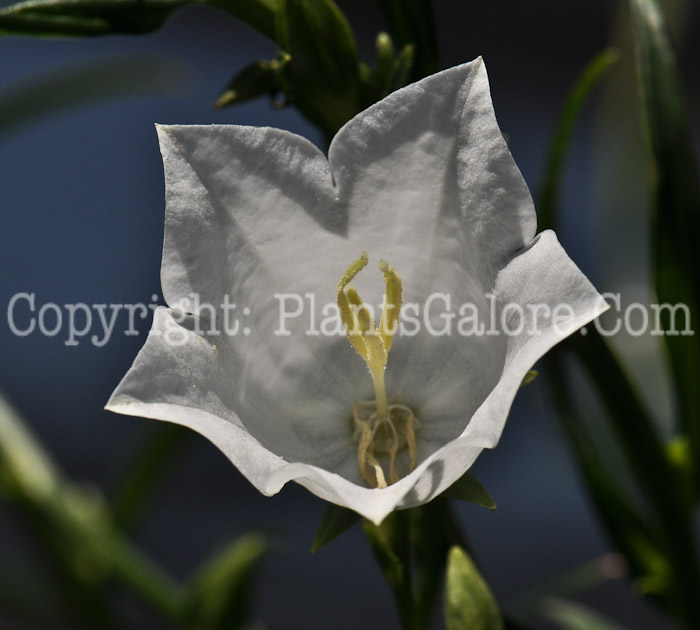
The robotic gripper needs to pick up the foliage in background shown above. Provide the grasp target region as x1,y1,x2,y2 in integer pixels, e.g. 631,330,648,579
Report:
539,0,700,626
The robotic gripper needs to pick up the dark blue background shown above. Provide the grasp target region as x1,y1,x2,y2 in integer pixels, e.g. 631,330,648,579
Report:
2,1,698,627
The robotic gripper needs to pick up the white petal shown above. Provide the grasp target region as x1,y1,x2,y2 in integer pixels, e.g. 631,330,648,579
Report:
109,61,608,524
390,231,609,509
156,124,342,310
107,308,355,471
156,124,369,407
462,230,609,446
328,57,536,307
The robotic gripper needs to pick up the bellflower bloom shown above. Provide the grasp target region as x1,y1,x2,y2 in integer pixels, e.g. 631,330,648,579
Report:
107,58,607,524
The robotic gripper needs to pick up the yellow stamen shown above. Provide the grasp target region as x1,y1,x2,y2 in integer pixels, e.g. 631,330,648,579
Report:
338,255,419,488
378,259,402,352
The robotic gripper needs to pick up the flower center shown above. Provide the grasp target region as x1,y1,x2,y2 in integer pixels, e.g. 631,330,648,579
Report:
336,253,418,488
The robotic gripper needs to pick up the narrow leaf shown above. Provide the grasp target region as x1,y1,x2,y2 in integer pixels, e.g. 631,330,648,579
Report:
534,23,700,619
0,392,182,622
443,472,496,511
0,0,277,41
311,503,360,553
628,0,700,468
538,598,624,630
545,350,664,593
184,533,266,630
209,0,277,39
0,0,189,36
538,48,618,231
445,545,503,630
570,330,700,620
0,57,189,140
111,422,191,528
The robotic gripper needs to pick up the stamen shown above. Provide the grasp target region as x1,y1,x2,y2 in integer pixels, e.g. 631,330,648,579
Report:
338,255,418,489
337,253,369,359
378,259,402,352
352,402,419,488
337,254,404,417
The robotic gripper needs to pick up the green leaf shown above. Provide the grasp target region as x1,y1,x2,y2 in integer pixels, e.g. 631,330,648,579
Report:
183,533,266,630
534,29,700,619
0,391,183,623
445,545,503,630
214,55,288,108
538,48,618,232
111,422,191,528
544,350,665,594
569,330,700,620
276,0,361,140
538,598,624,630
210,0,277,39
0,57,189,140
443,472,496,511
374,0,437,80
628,0,700,471
0,0,278,41
311,503,360,553
0,0,189,36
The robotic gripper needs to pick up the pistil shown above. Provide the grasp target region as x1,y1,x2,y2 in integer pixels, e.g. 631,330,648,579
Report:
369,365,389,421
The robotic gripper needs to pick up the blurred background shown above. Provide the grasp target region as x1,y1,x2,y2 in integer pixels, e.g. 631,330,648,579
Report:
1,0,698,627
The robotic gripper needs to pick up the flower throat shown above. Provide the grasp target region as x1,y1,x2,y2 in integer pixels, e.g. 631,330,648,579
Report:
337,253,418,489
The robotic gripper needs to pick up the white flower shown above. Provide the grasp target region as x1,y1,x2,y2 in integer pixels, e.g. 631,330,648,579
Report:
107,58,607,524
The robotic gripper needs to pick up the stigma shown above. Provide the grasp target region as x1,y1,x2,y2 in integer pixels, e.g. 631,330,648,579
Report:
337,253,418,488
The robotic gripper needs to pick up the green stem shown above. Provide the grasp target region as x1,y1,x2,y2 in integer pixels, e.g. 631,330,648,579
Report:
363,510,418,629
364,500,463,630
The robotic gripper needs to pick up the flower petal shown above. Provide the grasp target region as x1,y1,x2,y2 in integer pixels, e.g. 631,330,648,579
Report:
390,230,609,509
461,230,609,446
328,57,537,306
156,123,370,407
107,307,356,474
156,123,343,311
